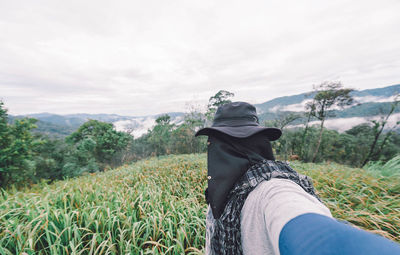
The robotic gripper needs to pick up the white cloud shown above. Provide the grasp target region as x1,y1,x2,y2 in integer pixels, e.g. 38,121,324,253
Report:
269,94,399,113
281,99,314,112
114,114,184,137
289,113,400,132
114,117,156,138
0,0,399,115
353,96,398,104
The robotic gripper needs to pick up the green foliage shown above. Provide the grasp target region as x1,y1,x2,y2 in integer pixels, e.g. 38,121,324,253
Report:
308,81,354,120
32,120,76,137
333,102,400,118
360,97,400,166
306,81,354,162
146,115,175,156
2,100,135,187
292,160,400,242
125,112,207,160
365,155,400,177
184,109,206,131
264,112,302,130
66,120,131,170
170,124,206,154
0,154,398,254
62,139,99,177
0,102,38,187
207,90,235,110
33,137,70,180
274,124,400,167
206,90,234,122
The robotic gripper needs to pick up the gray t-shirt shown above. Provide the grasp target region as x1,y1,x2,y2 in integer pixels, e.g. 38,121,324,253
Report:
205,178,332,255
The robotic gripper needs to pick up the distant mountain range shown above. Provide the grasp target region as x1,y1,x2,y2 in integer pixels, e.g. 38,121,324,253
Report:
256,84,400,114
10,84,400,137
255,84,400,131
10,111,185,138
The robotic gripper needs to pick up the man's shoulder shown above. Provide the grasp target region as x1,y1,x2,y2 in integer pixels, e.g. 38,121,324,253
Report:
247,178,302,200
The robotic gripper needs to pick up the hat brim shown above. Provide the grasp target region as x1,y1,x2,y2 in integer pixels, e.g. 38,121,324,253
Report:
195,126,282,141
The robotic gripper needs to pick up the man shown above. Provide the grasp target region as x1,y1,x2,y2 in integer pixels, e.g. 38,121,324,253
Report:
196,101,400,255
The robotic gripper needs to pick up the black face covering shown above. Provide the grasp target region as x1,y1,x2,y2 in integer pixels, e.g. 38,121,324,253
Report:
207,132,275,219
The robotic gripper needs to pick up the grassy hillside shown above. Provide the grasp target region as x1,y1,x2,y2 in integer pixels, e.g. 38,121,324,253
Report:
1,154,399,254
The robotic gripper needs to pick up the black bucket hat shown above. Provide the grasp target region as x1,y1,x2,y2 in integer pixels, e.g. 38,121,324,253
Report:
195,101,282,140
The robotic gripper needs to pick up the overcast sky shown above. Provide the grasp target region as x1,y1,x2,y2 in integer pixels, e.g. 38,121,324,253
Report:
1,0,399,116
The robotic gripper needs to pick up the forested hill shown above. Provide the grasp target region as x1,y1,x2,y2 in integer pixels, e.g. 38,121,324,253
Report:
352,84,400,97
255,84,400,127
255,83,400,112
10,83,400,137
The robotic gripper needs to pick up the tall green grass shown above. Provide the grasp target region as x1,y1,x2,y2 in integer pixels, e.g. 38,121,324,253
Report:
365,155,400,177
1,154,399,254
294,160,400,241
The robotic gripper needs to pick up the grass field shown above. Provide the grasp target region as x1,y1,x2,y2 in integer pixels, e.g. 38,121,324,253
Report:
1,154,399,254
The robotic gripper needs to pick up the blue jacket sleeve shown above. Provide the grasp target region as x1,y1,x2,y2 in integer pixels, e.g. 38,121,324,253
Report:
279,213,400,255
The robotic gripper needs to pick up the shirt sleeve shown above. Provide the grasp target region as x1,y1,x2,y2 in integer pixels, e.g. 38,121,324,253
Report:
279,213,400,255
242,178,333,255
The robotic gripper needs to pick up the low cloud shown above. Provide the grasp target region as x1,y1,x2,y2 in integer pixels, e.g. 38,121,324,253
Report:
353,96,398,104
289,113,400,133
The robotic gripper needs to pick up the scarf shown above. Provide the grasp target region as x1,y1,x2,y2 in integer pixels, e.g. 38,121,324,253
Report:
206,133,274,219
209,159,321,255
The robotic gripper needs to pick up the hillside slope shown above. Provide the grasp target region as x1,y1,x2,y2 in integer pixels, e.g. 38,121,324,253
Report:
0,154,399,254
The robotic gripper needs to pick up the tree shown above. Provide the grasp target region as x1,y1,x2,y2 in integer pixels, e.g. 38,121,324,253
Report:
0,102,13,186
307,81,354,162
184,103,206,132
264,112,302,161
66,120,131,170
147,114,175,155
361,96,400,167
300,95,316,161
33,136,70,181
206,90,234,123
265,112,302,130
0,101,38,187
